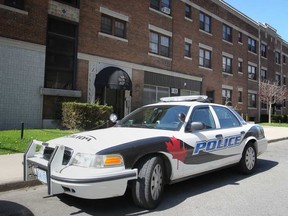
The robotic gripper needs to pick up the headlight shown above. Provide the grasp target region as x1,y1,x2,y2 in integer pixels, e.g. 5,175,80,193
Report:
71,153,124,168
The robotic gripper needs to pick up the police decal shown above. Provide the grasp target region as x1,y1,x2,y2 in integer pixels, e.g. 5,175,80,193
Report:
193,135,242,155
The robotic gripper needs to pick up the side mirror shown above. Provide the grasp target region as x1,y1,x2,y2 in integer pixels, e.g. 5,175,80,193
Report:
109,113,118,123
186,122,205,132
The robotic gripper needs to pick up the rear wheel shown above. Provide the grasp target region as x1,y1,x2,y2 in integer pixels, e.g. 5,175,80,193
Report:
132,156,165,209
238,143,257,174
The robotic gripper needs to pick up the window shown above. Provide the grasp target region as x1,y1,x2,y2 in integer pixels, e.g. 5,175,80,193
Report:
261,102,268,109
222,89,232,105
199,12,211,33
143,85,169,105
4,0,24,10
212,106,241,128
261,44,267,58
149,31,170,57
150,0,171,14
248,65,257,80
199,48,211,68
238,32,242,43
248,37,256,53
190,107,216,129
101,14,127,39
238,91,243,103
238,61,243,72
283,55,286,64
223,24,232,42
45,18,78,90
185,4,192,19
248,93,257,108
54,0,79,7
261,69,267,80
283,76,286,85
275,74,281,86
275,51,281,64
184,42,191,58
222,56,232,74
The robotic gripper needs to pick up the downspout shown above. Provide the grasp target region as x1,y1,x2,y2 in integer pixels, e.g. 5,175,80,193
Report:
258,26,261,122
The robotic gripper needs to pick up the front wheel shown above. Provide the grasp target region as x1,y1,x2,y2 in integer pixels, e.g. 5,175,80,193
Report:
132,156,165,209
238,143,257,174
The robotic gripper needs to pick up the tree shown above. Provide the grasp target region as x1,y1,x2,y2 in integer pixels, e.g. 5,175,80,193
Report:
259,80,287,123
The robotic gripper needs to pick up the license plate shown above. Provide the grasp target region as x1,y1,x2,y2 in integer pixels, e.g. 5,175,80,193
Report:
37,168,47,184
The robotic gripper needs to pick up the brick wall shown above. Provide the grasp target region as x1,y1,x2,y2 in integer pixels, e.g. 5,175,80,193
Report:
0,0,48,44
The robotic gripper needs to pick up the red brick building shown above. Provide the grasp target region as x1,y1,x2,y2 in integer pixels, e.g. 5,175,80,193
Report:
1,0,287,129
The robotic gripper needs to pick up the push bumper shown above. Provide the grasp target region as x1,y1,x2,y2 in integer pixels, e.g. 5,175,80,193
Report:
24,140,138,199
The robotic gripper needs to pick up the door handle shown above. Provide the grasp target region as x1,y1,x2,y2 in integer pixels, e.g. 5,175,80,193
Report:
216,134,223,139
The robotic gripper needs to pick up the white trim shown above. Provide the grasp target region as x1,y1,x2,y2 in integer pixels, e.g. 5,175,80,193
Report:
184,17,193,22
222,52,233,59
248,90,258,94
261,41,267,45
78,52,203,82
261,66,267,70
148,52,172,61
238,87,243,91
98,32,128,43
248,61,258,67
100,7,129,22
184,38,192,44
0,36,45,52
222,85,233,90
148,24,172,37
199,43,213,51
238,57,243,62
198,66,213,72
0,4,28,15
199,29,213,37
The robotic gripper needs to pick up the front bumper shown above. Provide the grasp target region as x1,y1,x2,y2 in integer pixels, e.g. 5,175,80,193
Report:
24,140,138,199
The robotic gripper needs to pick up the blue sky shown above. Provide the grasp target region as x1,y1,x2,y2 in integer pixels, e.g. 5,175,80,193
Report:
224,0,288,42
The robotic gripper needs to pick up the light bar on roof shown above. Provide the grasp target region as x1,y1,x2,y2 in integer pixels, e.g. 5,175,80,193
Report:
160,95,208,102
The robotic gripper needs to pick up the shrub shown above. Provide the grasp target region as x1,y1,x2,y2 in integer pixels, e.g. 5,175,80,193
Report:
62,102,113,130
271,114,288,123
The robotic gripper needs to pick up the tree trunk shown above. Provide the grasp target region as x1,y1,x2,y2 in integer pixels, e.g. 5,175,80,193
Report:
268,103,272,124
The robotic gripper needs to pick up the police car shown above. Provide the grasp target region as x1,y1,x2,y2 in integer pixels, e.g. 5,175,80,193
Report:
24,95,267,209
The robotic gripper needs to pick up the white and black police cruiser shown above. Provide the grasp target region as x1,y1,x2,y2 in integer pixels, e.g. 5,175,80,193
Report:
24,95,267,209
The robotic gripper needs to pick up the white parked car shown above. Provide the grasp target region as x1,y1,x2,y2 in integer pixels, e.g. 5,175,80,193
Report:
24,96,267,209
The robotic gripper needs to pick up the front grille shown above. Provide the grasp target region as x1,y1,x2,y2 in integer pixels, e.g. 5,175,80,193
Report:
43,147,73,165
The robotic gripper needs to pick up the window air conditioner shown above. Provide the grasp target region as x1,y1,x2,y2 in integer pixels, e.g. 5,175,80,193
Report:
161,7,171,15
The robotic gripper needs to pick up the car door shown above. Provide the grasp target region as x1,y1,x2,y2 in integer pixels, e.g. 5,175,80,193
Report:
210,105,245,163
180,105,224,176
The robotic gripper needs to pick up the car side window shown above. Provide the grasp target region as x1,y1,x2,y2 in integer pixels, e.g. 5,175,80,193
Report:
190,107,216,129
212,106,241,128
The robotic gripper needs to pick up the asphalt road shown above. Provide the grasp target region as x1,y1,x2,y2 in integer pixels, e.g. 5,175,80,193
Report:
0,140,287,216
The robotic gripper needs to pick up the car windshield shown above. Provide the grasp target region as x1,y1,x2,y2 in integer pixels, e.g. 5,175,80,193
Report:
118,105,190,131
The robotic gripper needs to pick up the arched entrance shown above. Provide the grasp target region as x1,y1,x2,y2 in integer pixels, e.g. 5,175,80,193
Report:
94,67,132,119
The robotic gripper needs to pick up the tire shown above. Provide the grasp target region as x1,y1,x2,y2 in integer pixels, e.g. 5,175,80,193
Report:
238,143,257,174
132,156,165,209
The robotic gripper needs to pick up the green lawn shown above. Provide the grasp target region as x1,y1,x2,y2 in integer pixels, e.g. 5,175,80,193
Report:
260,123,288,127
0,129,78,155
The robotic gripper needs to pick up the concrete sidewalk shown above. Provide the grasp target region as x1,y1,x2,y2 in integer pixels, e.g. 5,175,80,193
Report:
0,126,288,192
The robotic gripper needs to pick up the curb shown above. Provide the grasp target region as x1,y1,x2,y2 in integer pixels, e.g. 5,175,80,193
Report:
268,137,288,143
0,180,41,193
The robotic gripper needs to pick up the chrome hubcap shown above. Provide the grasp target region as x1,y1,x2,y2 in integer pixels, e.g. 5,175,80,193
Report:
245,147,255,170
151,164,163,200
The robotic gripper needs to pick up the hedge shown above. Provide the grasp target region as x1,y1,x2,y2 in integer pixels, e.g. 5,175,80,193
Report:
271,114,288,123
62,102,113,130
